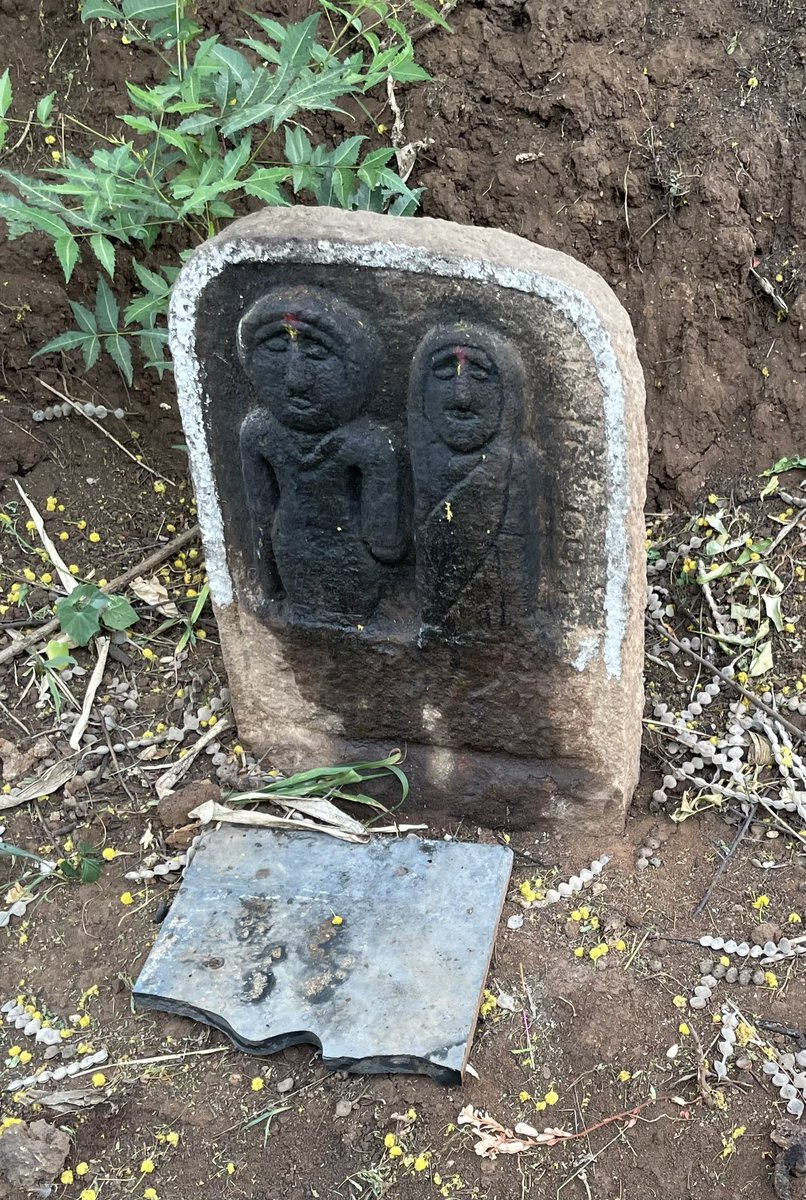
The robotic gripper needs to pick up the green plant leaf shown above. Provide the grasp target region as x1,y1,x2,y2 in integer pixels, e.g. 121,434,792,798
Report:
120,113,160,133
94,274,119,333
761,455,806,476
122,0,177,19
70,300,98,334
90,233,116,278
82,334,102,371
81,0,124,19
35,92,56,125
55,584,107,646
31,329,97,356
54,232,80,283
212,44,253,84
102,593,138,631
0,69,11,119
106,332,133,384
45,639,75,670
389,53,431,84
79,854,102,884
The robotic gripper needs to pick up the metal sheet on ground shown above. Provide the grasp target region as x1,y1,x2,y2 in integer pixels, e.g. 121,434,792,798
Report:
132,826,512,1084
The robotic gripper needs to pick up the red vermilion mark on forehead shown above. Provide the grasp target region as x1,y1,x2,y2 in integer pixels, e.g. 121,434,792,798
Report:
454,345,468,375
283,312,302,328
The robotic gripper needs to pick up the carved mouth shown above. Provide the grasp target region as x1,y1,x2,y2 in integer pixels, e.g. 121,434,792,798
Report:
448,408,480,421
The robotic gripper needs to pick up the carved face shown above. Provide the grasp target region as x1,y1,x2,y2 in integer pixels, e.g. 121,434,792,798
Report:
245,316,357,432
424,342,504,452
238,288,380,434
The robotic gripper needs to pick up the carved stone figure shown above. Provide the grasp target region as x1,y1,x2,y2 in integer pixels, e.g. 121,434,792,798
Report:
408,322,539,638
172,207,648,829
237,285,406,623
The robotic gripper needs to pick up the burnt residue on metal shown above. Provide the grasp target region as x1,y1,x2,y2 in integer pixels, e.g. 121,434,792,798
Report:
241,966,276,1004
300,919,355,1004
235,894,273,943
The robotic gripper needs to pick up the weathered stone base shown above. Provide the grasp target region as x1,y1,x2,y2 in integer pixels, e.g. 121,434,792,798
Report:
215,603,641,831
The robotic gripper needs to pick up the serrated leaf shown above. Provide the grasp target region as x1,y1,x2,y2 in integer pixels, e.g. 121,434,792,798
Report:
212,44,252,84
329,134,365,168
132,259,169,294
90,233,116,278
284,123,312,164
69,300,97,334
102,593,138,631
94,274,119,333
120,114,160,133
105,332,133,384
125,292,167,325
175,110,218,134
0,69,11,119
54,232,79,283
31,329,96,357
126,81,164,112
82,334,102,372
749,640,774,677
241,167,290,205
408,0,451,28
36,92,56,125
238,36,281,64
0,194,38,238
389,53,431,84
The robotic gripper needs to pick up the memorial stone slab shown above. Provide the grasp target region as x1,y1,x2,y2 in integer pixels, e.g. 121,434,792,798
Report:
170,208,647,828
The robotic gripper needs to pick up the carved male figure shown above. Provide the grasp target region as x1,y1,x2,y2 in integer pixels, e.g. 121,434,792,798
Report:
408,322,539,638
237,286,405,623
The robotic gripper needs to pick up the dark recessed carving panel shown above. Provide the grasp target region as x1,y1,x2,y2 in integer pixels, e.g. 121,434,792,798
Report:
196,263,608,649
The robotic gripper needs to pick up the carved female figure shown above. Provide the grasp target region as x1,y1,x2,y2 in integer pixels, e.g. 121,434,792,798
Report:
408,322,538,639
237,286,406,624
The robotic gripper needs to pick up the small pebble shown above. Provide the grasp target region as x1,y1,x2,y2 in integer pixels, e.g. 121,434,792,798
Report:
725,967,739,983
335,1099,352,1118
277,1076,294,1094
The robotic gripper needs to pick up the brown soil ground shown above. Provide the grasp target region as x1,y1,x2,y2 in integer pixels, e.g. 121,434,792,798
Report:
1,1,806,1199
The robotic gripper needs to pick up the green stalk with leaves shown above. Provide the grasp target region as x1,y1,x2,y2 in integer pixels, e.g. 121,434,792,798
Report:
0,0,444,382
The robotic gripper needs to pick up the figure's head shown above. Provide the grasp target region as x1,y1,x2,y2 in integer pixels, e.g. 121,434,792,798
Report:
411,323,525,453
238,286,380,432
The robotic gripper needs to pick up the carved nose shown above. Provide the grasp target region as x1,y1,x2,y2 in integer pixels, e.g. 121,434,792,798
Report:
285,350,310,394
451,373,474,407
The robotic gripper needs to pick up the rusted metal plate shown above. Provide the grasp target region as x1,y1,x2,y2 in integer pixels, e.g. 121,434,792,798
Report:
133,827,512,1084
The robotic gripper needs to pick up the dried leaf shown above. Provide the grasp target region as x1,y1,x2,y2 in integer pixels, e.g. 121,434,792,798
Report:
188,799,368,843
28,1086,107,1112
0,757,76,811
129,574,180,618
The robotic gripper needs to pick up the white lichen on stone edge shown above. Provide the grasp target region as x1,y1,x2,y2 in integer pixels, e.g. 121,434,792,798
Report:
170,236,633,677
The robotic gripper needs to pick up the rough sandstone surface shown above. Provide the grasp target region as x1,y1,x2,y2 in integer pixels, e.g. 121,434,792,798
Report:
170,207,647,829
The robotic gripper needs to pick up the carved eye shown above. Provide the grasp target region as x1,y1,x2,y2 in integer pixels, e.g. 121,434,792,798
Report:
260,333,289,354
468,362,491,381
432,360,457,380
300,338,330,361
